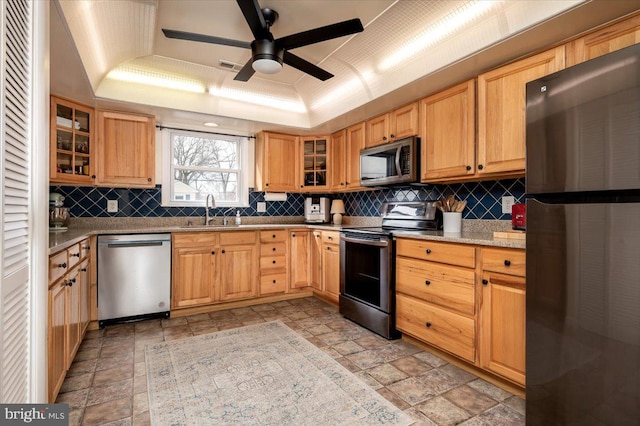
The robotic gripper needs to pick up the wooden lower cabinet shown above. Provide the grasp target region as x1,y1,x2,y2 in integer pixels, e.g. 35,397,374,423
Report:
480,248,526,386
48,239,92,402
219,244,258,301
289,230,310,289
308,230,341,302
396,237,526,387
323,242,340,301
310,231,323,291
172,245,218,308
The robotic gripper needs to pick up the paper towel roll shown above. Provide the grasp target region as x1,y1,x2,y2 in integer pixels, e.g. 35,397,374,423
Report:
264,192,288,202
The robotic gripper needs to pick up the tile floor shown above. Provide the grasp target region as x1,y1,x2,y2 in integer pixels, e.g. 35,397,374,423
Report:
56,296,525,425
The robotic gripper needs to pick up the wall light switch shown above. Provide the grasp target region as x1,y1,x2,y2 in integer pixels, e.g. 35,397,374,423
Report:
502,196,515,214
107,199,118,213
257,202,266,213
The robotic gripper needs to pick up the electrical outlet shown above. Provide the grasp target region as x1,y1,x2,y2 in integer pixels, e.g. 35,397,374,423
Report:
107,199,118,213
257,202,266,213
502,196,515,214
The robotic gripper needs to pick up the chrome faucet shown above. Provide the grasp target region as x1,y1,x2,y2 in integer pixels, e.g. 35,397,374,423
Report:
205,194,216,225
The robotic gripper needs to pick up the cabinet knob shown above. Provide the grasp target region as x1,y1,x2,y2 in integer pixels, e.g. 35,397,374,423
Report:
300,185,304,188
211,251,215,255
327,247,331,250
91,175,96,179
272,260,276,264
292,234,295,237
221,250,225,254
272,247,276,251
390,134,395,139
58,262,67,269
71,253,80,258
67,278,76,286
345,181,349,185
482,279,488,285
82,246,90,250
80,268,87,272
425,249,431,254
425,322,432,328
478,164,484,170
266,183,269,187
504,260,511,266
383,136,387,141
425,280,431,286
147,178,152,182
272,234,276,238
466,165,471,171
273,280,276,284
328,236,333,240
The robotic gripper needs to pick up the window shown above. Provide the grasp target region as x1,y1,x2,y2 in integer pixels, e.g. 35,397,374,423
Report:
161,129,251,207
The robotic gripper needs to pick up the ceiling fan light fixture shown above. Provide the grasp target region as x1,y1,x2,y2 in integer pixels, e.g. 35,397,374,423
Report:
252,58,282,74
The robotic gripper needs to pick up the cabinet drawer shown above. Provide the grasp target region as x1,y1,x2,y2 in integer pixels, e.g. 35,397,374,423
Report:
396,257,475,315
483,248,526,277
220,231,257,245
260,273,288,295
396,238,475,268
396,293,475,362
322,231,340,245
67,244,81,268
260,230,288,242
173,232,218,247
49,250,68,285
260,255,287,273
79,238,91,260
260,242,287,256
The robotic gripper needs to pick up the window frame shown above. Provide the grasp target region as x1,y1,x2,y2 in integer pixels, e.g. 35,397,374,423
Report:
161,128,250,207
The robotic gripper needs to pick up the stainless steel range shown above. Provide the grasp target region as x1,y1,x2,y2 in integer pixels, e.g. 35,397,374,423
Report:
339,201,442,339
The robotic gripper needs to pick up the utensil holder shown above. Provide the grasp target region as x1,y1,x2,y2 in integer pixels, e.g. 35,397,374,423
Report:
443,212,462,234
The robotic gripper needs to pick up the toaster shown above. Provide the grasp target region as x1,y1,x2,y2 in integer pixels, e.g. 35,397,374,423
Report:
512,203,526,230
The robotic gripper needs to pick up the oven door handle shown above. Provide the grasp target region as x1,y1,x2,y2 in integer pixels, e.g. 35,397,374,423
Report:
341,235,390,247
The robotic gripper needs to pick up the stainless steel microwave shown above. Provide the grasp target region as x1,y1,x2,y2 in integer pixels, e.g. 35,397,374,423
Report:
360,136,419,186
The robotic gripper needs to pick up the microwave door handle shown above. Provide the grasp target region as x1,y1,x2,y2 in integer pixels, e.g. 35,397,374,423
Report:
395,147,402,177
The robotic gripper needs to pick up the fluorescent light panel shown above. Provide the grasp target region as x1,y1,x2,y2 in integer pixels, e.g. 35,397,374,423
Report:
106,68,206,93
378,0,498,71
209,87,307,113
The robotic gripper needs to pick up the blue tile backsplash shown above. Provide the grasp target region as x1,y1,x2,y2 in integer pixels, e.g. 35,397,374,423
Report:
51,178,524,220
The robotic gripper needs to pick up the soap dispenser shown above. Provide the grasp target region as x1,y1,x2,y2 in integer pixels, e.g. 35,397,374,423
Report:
235,210,242,225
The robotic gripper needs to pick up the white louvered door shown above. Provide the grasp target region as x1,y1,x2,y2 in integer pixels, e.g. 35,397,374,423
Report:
0,0,34,402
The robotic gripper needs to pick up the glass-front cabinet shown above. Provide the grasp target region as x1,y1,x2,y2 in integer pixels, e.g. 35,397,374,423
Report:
50,96,94,184
301,136,330,192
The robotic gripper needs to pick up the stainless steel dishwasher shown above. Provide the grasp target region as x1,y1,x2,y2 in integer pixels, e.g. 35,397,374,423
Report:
98,234,171,326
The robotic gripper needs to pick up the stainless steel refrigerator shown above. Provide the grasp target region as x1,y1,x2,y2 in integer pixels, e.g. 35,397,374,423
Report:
526,43,640,425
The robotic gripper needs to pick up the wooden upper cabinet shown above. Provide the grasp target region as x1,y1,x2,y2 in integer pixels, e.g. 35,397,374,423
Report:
365,113,389,147
366,103,418,148
330,130,346,191
96,110,155,188
566,14,640,67
50,96,95,184
300,136,330,192
255,132,299,192
420,80,476,182
345,122,365,190
477,46,564,176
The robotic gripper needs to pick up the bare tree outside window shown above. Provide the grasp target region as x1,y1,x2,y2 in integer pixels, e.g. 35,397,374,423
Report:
171,133,240,202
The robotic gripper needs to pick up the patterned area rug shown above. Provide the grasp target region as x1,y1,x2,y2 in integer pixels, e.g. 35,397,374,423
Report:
145,321,413,425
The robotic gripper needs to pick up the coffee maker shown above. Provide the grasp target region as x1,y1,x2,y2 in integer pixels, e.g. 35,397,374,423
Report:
304,197,330,223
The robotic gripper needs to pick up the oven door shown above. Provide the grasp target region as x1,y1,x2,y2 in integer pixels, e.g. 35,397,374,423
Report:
339,232,393,313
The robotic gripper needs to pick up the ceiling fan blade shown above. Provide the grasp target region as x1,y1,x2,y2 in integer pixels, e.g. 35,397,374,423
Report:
283,51,333,81
277,18,364,50
234,58,256,81
236,0,269,40
162,29,251,49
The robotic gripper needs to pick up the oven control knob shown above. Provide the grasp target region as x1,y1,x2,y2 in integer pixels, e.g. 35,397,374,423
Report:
425,249,431,254
425,322,432,328
425,280,431,286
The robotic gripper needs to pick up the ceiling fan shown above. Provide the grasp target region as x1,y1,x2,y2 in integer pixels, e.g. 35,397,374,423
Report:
162,0,364,82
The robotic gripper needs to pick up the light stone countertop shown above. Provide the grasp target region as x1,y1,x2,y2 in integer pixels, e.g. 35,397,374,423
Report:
49,217,525,254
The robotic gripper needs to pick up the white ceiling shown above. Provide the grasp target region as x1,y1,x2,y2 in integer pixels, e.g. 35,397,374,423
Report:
51,0,640,135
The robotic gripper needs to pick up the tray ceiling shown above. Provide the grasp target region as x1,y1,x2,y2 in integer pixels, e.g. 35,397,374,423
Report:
52,0,635,133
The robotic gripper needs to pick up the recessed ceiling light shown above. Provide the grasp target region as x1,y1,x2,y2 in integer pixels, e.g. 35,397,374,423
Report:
204,122,219,127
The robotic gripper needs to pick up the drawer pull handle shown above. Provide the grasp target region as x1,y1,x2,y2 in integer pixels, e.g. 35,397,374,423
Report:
504,260,511,266
58,262,67,269
425,322,432,328
425,249,431,254
425,280,431,285
71,253,80,258
482,279,488,285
